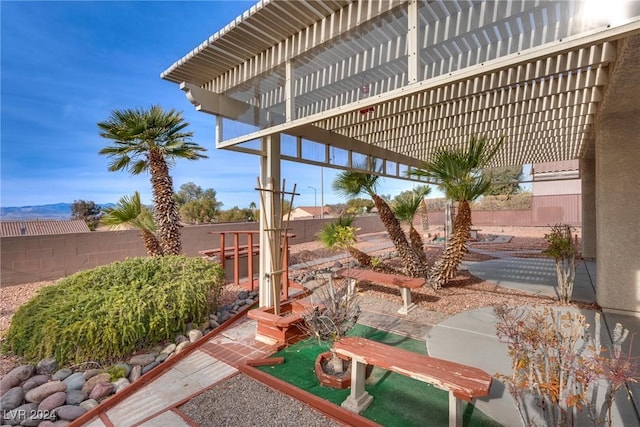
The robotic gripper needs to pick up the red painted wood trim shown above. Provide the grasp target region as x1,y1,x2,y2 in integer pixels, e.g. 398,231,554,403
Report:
172,408,200,427
246,357,285,367
238,363,381,427
336,268,425,289
98,412,115,427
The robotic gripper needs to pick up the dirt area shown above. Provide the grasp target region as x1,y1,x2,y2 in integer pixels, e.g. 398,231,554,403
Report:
0,226,589,377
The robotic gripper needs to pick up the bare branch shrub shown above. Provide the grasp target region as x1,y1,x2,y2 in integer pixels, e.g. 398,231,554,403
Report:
495,305,638,427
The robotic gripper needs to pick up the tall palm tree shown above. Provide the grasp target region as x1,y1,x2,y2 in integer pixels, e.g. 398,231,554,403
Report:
393,186,431,265
410,135,503,289
332,169,428,278
101,192,163,256
98,106,207,255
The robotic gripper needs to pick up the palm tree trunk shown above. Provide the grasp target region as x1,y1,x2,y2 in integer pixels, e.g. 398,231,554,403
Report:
409,225,428,265
429,199,471,289
149,150,182,255
140,229,163,256
372,194,428,278
348,246,372,267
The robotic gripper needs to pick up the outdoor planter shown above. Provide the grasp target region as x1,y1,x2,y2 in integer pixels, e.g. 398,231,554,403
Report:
314,351,353,389
247,294,311,347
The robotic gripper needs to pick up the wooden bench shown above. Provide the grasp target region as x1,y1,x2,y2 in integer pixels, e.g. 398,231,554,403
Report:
335,268,425,315
334,337,492,427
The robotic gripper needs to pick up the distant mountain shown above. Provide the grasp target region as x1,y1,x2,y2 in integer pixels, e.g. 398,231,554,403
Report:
0,203,114,221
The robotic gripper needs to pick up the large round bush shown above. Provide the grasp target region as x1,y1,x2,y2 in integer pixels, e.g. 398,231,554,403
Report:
4,256,225,365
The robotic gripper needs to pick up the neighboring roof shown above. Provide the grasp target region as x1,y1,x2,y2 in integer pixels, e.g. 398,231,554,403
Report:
0,220,91,237
163,0,640,177
292,206,331,216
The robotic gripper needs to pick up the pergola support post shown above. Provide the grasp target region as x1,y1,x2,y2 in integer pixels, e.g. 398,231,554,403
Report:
259,133,281,308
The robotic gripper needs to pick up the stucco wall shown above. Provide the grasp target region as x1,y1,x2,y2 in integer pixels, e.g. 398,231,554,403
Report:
0,215,385,287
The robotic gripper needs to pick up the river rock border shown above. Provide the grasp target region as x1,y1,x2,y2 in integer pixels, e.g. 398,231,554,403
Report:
0,290,258,427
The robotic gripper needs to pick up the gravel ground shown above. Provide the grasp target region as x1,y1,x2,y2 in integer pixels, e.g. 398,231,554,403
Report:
179,374,341,427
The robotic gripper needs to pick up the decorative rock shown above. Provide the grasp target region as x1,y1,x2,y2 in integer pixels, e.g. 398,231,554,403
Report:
22,374,50,392
79,399,99,411
65,389,88,405
128,365,141,383
0,386,25,411
175,334,188,344
237,290,249,299
38,391,67,411
62,372,85,391
55,405,87,421
39,421,71,427
21,414,46,426
112,378,130,394
188,329,203,343
0,365,34,393
233,298,246,306
89,381,114,400
2,402,38,425
155,353,169,363
217,311,231,323
175,340,190,354
81,373,110,394
141,361,160,375
82,369,104,380
245,298,255,305
24,381,66,403
36,358,58,375
113,363,132,378
128,353,155,366
209,319,220,329
200,320,210,330
52,368,73,381
209,313,218,321
161,343,176,354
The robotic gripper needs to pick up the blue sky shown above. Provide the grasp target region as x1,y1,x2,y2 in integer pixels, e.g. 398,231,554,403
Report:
0,0,426,210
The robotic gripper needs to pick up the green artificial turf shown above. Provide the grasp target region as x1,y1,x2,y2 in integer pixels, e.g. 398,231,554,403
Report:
257,324,501,427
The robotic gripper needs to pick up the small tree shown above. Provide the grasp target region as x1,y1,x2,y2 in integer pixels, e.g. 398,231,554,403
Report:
101,192,162,256
71,200,102,230
302,223,361,374
543,224,579,304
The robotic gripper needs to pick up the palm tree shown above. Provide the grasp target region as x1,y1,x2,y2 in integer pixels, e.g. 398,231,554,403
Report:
101,192,163,256
332,168,428,278
393,186,431,265
410,135,503,289
249,201,257,221
98,105,207,255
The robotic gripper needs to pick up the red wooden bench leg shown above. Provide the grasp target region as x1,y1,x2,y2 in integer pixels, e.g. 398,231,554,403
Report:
398,287,417,315
341,358,373,414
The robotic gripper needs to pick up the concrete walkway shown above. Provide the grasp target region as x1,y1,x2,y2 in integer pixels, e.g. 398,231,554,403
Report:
428,256,639,427
76,239,640,427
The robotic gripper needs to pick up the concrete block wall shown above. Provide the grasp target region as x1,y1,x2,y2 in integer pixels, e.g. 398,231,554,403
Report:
0,215,385,287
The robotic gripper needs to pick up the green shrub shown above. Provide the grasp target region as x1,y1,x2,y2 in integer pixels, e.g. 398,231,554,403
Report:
4,256,224,365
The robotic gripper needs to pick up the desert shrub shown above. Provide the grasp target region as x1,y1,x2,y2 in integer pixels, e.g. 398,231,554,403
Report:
543,224,579,304
4,256,224,365
495,305,637,427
